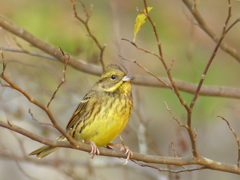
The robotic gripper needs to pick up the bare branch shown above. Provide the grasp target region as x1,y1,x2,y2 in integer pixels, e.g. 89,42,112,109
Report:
181,0,240,63
185,0,235,157
0,57,77,148
70,0,106,70
190,0,235,109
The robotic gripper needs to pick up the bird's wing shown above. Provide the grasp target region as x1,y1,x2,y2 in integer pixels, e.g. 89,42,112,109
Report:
66,90,96,131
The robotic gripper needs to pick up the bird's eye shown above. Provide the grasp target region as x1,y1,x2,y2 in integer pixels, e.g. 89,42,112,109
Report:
111,75,117,80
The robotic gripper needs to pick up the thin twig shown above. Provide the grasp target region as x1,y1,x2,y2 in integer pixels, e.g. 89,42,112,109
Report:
225,17,240,34
142,0,163,59
164,102,188,129
132,159,207,173
121,38,162,60
46,49,69,108
171,142,179,158
28,109,53,127
118,55,170,87
218,116,240,169
0,50,7,73
0,46,57,61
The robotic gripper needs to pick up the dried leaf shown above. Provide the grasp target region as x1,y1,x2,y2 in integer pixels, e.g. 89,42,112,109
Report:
133,7,153,42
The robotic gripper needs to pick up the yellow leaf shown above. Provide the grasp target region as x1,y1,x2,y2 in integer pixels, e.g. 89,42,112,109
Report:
133,7,153,42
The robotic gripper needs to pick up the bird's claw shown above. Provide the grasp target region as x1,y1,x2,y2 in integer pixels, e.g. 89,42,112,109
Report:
119,136,133,165
120,144,133,165
89,141,100,159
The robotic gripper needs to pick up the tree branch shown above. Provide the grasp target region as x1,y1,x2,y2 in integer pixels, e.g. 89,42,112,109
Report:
1,14,240,99
0,14,101,75
0,120,240,174
181,0,240,63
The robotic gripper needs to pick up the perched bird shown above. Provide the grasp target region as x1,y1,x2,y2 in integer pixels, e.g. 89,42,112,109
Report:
29,64,134,161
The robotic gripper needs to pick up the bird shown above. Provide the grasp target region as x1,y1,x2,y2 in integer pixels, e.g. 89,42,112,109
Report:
29,64,134,162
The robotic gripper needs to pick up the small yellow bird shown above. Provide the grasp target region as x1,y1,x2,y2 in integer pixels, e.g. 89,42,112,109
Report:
29,64,134,160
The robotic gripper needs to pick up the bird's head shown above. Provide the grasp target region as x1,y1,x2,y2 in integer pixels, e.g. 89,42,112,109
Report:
97,64,134,93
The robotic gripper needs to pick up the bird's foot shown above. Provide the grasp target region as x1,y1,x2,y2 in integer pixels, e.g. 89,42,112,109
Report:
107,136,133,165
84,140,100,159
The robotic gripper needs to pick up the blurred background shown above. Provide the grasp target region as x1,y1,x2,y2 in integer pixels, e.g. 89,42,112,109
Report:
0,0,240,179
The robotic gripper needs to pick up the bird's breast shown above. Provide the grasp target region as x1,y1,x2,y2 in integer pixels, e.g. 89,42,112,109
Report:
78,92,133,147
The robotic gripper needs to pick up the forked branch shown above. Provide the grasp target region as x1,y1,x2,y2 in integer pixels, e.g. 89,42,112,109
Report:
70,0,106,69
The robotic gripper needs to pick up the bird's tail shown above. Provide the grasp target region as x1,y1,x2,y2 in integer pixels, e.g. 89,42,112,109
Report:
29,136,66,158
29,145,60,158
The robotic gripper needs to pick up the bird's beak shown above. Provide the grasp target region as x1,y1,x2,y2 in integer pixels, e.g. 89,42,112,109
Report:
122,74,134,82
